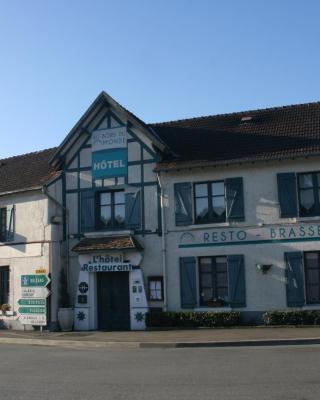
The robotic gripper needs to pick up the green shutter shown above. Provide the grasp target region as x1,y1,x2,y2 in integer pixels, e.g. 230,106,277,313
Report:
6,205,14,242
174,183,193,226
277,173,298,218
125,190,141,230
226,178,245,221
180,257,197,308
285,252,305,307
81,191,95,232
228,255,246,307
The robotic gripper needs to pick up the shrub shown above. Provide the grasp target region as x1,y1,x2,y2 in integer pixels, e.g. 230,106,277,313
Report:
263,310,320,326
145,311,241,328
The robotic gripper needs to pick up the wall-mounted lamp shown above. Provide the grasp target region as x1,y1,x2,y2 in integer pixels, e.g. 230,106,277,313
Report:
256,264,272,274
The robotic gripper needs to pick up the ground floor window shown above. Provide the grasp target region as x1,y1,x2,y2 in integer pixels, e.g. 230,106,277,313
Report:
148,276,163,301
0,266,9,305
199,256,228,306
304,252,320,304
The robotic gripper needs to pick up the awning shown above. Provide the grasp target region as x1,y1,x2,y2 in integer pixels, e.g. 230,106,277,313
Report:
71,235,143,253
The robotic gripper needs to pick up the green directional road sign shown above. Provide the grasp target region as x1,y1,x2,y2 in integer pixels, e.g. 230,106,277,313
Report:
18,299,46,306
18,306,46,314
21,275,50,287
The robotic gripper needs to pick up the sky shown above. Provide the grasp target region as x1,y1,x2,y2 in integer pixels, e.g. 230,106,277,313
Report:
0,0,320,158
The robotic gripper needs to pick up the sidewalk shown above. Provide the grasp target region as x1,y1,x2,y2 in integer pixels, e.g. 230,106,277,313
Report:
1,326,320,348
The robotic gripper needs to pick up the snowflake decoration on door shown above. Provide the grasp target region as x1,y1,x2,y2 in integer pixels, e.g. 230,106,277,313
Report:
134,312,144,323
77,311,86,321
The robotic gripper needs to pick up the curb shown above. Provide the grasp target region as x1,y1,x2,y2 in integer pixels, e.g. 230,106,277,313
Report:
1,337,320,349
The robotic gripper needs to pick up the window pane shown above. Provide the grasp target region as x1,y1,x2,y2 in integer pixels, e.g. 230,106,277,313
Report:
212,196,226,216
216,272,228,287
201,273,212,287
300,189,315,210
217,287,228,299
100,206,111,226
100,193,111,205
216,257,227,272
196,198,209,220
306,285,320,303
212,182,224,196
306,269,319,284
305,252,318,267
201,288,213,302
299,174,313,189
114,191,125,204
114,205,125,225
195,184,208,197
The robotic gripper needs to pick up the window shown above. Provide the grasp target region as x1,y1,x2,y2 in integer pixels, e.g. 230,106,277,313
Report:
0,208,6,242
97,190,125,229
194,181,226,224
199,256,228,306
0,266,9,305
298,172,320,217
304,252,320,304
148,277,163,301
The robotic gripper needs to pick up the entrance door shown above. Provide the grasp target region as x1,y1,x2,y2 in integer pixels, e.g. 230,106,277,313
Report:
97,272,130,330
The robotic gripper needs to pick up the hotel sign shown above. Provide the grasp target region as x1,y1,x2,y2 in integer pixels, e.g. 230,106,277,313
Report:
179,223,320,248
92,126,127,179
80,254,132,272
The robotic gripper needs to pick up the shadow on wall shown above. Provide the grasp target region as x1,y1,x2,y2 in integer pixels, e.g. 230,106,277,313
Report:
1,232,28,254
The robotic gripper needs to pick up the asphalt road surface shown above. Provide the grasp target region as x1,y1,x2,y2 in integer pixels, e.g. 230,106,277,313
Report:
0,344,319,400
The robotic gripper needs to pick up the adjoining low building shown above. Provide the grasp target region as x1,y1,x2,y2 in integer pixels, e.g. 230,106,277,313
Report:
1,92,320,330
0,148,62,329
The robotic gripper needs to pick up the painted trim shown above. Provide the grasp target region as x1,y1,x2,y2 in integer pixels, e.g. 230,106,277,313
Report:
179,236,320,248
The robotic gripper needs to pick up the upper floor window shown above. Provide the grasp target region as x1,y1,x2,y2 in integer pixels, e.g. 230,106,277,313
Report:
298,172,320,217
194,181,226,224
97,190,125,229
0,208,6,242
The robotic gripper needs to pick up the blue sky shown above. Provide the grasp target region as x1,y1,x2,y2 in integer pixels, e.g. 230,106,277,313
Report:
0,0,319,158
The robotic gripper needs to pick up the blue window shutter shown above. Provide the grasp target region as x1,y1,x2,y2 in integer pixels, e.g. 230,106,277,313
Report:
6,205,15,242
125,190,141,230
226,178,245,221
81,191,95,232
174,183,193,226
285,252,305,307
180,257,197,308
277,173,298,218
228,255,246,307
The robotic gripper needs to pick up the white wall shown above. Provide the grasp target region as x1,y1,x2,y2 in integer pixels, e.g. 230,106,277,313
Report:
161,157,320,314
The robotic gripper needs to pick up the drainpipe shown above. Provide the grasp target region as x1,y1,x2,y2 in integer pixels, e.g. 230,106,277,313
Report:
157,172,168,311
42,185,70,292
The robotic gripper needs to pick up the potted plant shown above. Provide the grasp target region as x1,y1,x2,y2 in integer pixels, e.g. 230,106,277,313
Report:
1,303,11,315
207,297,225,308
57,268,74,331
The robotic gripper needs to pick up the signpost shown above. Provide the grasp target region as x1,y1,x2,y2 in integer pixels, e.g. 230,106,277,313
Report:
20,287,50,298
19,272,51,329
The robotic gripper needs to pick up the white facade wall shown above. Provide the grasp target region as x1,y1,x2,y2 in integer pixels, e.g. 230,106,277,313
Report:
0,190,62,329
161,157,320,319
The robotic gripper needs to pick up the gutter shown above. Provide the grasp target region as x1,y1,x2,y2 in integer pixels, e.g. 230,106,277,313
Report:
157,172,168,312
0,186,43,197
155,152,320,173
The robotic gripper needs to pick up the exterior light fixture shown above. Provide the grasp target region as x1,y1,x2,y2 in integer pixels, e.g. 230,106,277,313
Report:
256,264,272,274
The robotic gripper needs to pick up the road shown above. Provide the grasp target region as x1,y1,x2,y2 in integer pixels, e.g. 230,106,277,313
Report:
0,344,319,399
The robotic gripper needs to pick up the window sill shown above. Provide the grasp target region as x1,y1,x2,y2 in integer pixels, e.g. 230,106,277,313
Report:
84,230,133,238
294,216,320,223
194,307,232,312
303,305,320,310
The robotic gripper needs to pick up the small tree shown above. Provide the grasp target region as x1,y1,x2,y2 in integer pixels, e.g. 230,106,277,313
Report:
59,268,70,308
